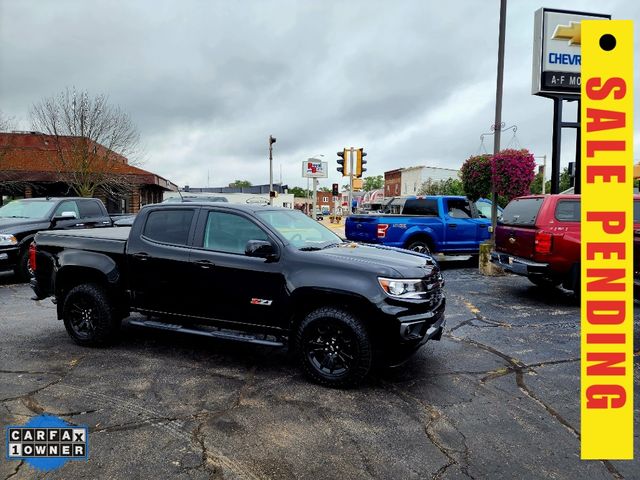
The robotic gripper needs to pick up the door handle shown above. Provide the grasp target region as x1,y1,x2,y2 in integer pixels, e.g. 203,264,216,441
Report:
479,224,488,229
447,224,457,229
195,259,214,269
133,252,149,261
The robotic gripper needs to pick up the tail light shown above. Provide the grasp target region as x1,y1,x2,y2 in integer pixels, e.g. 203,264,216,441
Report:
29,243,37,272
535,231,553,254
377,224,390,238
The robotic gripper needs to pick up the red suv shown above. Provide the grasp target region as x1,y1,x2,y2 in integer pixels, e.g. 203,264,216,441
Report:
491,194,640,296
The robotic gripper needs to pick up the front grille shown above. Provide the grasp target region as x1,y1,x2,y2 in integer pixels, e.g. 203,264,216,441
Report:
422,271,444,308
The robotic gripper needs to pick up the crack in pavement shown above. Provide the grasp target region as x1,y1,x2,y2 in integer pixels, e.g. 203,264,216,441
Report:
191,421,223,480
450,296,626,480
0,356,86,404
381,382,475,480
3,460,24,480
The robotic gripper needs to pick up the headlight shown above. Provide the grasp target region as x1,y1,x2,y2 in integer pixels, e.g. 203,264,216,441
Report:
0,234,17,246
378,277,426,299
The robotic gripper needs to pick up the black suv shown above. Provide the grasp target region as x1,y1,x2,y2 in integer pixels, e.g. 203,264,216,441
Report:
0,197,112,280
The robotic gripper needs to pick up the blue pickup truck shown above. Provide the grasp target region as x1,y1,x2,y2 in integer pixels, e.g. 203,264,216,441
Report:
346,196,493,255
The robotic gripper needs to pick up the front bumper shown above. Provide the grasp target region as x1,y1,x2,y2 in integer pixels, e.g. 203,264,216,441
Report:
375,295,446,365
490,251,549,277
0,246,19,271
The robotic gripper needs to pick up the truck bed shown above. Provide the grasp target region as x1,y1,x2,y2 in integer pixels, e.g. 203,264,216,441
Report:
35,227,130,255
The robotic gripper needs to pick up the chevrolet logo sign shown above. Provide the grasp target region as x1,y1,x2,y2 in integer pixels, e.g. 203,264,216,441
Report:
552,21,581,45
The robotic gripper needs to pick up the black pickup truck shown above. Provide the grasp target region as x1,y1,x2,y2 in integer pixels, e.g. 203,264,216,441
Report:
0,197,112,281
31,203,445,387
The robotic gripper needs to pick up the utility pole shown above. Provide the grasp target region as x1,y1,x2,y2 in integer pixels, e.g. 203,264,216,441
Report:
490,0,507,243
269,135,276,205
311,178,318,220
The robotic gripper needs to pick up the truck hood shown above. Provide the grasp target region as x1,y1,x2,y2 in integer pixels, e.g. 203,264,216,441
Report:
0,217,49,234
311,242,440,279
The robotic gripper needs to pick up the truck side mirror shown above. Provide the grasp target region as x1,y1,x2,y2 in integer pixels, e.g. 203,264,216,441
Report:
52,211,78,222
245,240,276,259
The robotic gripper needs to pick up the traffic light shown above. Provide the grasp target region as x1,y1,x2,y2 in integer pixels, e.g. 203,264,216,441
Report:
355,148,367,178
332,183,339,196
337,149,348,176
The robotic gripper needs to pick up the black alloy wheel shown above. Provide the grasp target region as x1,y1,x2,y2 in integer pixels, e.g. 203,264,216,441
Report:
304,321,356,377
297,307,372,387
67,294,98,340
62,283,120,346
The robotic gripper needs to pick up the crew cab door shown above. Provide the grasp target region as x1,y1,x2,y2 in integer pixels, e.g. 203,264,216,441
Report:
128,207,197,314
442,198,479,252
188,209,286,329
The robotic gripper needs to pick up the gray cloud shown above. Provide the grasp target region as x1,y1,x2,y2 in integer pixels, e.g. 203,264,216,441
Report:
1,0,638,190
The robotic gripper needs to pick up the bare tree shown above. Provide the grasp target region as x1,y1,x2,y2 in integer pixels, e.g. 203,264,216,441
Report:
30,88,141,197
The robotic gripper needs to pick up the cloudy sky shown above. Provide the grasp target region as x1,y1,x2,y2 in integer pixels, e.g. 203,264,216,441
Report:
1,0,638,191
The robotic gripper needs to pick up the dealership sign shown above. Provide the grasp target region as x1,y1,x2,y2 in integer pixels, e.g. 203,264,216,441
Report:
302,160,328,178
532,8,610,96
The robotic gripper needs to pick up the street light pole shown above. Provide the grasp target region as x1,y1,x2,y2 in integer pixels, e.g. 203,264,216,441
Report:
490,0,507,243
269,135,276,205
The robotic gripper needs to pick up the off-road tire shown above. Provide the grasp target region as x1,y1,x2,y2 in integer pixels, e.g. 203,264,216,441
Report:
62,283,120,347
296,307,372,388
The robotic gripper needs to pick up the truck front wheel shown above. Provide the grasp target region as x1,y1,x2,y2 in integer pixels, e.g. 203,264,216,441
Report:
297,307,372,388
62,284,120,347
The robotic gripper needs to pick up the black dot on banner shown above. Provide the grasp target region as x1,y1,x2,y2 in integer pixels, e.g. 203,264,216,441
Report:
599,34,616,51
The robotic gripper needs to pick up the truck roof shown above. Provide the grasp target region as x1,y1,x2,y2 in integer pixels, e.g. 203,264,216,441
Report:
12,197,98,202
141,202,291,213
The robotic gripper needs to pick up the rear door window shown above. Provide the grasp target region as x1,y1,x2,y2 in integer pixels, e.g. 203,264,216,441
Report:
143,209,195,245
500,198,544,226
77,200,104,218
402,199,439,216
554,200,580,222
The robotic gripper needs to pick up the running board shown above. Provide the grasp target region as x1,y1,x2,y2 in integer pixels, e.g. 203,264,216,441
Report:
127,319,285,347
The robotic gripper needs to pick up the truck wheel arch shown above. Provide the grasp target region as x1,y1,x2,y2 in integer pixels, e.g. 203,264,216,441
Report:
403,233,435,253
288,288,378,344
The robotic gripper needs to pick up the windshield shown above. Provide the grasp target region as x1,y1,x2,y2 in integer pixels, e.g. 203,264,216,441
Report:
257,210,342,249
0,200,56,219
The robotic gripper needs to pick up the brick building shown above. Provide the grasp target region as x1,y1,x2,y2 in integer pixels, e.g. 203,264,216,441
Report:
384,166,460,197
384,169,402,197
0,132,177,213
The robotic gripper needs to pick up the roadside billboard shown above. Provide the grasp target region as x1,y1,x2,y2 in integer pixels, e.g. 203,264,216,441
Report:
302,160,328,178
532,8,610,96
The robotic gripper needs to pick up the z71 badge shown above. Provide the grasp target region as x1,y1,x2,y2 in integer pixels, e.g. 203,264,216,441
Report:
250,298,273,306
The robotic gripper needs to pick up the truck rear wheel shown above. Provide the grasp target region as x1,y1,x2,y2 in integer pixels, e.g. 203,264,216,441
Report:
297,307,372,388
406,239,431,254
62,284,120,347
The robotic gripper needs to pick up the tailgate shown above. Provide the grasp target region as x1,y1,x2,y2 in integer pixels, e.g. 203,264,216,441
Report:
495,197,544,259
345,216,380,242
495,225,537,259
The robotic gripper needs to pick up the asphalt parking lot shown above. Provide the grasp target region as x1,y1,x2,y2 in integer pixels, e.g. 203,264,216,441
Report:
1,265,638,480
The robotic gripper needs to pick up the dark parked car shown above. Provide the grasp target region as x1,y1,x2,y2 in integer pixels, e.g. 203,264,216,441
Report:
0,197,112,281
30,203,445,387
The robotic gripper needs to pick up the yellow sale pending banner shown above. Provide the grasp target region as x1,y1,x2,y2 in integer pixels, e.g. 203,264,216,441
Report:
581,20,634,460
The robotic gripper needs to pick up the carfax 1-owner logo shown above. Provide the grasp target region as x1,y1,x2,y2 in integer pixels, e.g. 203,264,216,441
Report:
5,414,89,471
